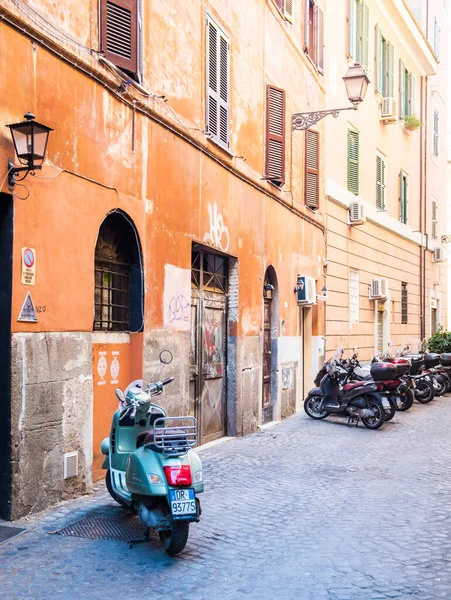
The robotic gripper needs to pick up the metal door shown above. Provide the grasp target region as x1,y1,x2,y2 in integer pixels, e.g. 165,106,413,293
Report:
262,298,273,423
190,249,227,445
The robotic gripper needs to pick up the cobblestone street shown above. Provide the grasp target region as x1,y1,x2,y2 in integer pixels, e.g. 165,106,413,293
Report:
2,396,451,600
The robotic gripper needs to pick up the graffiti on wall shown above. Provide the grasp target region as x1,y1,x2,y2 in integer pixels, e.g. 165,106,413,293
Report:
163,264,191,331
204,203,230,252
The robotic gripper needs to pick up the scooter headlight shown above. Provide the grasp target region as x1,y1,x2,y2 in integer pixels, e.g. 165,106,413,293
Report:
148,473,164,484
193,470,203,483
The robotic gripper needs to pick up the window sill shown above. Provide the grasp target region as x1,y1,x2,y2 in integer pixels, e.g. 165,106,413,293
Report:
205,135,234,158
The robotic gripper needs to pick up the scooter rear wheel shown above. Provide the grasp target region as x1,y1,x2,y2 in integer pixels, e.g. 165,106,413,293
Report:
414,380,435,403
361,398,385,429
397,388,414,411
159,522,189,556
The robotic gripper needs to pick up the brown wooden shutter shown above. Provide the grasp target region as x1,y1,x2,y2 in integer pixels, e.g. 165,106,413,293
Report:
265,85,286,184
317,7,324,71
305,129,319,209
101,0,137,74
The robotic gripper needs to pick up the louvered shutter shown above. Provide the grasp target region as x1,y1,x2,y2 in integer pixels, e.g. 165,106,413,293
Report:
433,110,439,156
361,4,369,70
399,60,406,118
348,0,356,60
376,155,385,211
432,200,437,239
348,130,359,195
265,85,286,184
206,17,229,148
399,172,407,224
305,0,310,52
284,0,293,22
101,0,138,73
387,43,394,98
410,74,416,114
317,8,324,72
375,25,382,93
305,130,319,210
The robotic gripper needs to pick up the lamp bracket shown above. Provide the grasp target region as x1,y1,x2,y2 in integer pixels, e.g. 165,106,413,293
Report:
292,105,358,131
8,158,41,190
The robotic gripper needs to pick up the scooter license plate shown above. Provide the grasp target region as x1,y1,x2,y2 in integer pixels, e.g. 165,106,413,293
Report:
169,489,196,520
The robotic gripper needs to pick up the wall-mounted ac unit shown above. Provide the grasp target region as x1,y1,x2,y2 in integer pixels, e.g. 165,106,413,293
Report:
380,98,397,123
349,201,366,225
433,247,446,262
369,278,388,300
295,275,317,305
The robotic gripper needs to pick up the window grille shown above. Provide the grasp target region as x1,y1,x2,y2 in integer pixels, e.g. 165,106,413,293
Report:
94,259,130,331
349,269,359,323
191,249,228,294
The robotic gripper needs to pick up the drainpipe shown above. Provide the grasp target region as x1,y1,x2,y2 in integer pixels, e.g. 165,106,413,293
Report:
422,75,429,341
419,76,424,341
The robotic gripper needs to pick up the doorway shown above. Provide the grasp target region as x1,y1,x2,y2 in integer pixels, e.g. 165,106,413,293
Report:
0,194,13,519
262,267,278,424
190,247,228,445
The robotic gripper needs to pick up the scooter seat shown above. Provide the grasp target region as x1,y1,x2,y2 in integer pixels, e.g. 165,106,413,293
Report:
343,382,363,391
136,430,159,448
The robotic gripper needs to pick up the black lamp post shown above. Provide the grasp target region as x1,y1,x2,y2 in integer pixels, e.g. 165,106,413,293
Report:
292,64,370,130
7,112,53,189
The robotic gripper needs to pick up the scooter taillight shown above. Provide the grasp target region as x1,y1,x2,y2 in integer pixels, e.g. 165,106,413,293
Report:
163,465,192,486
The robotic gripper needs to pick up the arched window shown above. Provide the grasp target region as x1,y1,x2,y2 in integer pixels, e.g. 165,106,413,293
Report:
94,211,143,332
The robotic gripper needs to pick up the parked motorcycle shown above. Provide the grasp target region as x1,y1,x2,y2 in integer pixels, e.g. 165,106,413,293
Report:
401,353,436,403
304,348,385,429
100,350,204,556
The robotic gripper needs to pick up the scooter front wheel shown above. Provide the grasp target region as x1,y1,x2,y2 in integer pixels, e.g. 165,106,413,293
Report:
304,395,329,420
159,522,189,556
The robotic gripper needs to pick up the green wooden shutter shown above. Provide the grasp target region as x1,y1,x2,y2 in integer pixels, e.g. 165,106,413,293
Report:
399,172,408,224
399,60,406,118
376,155,385,210
348,130,359,195
432,200,437,239
305,129,319,209
387,42,394,97
375,25,382,93
362,3,369,70
410,74,416,115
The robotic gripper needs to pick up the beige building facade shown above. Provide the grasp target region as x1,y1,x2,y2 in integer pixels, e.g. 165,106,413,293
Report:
323,0,448,359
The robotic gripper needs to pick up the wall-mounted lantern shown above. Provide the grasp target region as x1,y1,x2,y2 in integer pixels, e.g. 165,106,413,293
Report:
292,64,370,131
6,112,53,189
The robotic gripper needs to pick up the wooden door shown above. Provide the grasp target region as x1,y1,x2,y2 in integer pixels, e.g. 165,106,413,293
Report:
262,298,273,423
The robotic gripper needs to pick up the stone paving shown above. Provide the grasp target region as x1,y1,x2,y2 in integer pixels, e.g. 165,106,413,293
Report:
1,395,451,600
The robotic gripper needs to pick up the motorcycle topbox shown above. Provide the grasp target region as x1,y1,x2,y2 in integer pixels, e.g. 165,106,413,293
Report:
370,362,398,381
390,358,411,376
441,353,451,367
423,353,441,368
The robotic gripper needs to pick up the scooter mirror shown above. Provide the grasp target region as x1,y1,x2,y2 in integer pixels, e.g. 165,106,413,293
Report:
115,388,126,403
159,350,173,365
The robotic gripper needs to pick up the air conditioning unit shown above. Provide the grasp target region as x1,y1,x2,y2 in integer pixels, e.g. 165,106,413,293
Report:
295,275,317,305
369,278,388,300
380,98,397,123
349,201,366,225
433,247,446,262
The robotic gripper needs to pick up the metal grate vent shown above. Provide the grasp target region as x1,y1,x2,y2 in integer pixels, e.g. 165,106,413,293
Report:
64,451,79,479
57,515,146,542
0,525,26,544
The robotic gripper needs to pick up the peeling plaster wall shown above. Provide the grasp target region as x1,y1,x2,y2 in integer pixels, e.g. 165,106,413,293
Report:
10,332,92,519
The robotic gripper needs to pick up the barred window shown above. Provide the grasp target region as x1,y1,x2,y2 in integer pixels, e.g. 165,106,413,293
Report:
94,212,143,332
401,282,408,324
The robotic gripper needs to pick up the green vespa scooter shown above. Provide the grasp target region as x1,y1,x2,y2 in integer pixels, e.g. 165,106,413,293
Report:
100,350,204,555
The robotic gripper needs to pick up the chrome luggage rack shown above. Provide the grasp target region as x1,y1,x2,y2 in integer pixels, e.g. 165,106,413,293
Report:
151,417,198,456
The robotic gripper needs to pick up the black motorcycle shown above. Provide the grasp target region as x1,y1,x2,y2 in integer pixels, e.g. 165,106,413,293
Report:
304,349,385,429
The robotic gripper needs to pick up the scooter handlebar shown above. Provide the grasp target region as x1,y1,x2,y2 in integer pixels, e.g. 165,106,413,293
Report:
161,377,174,386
